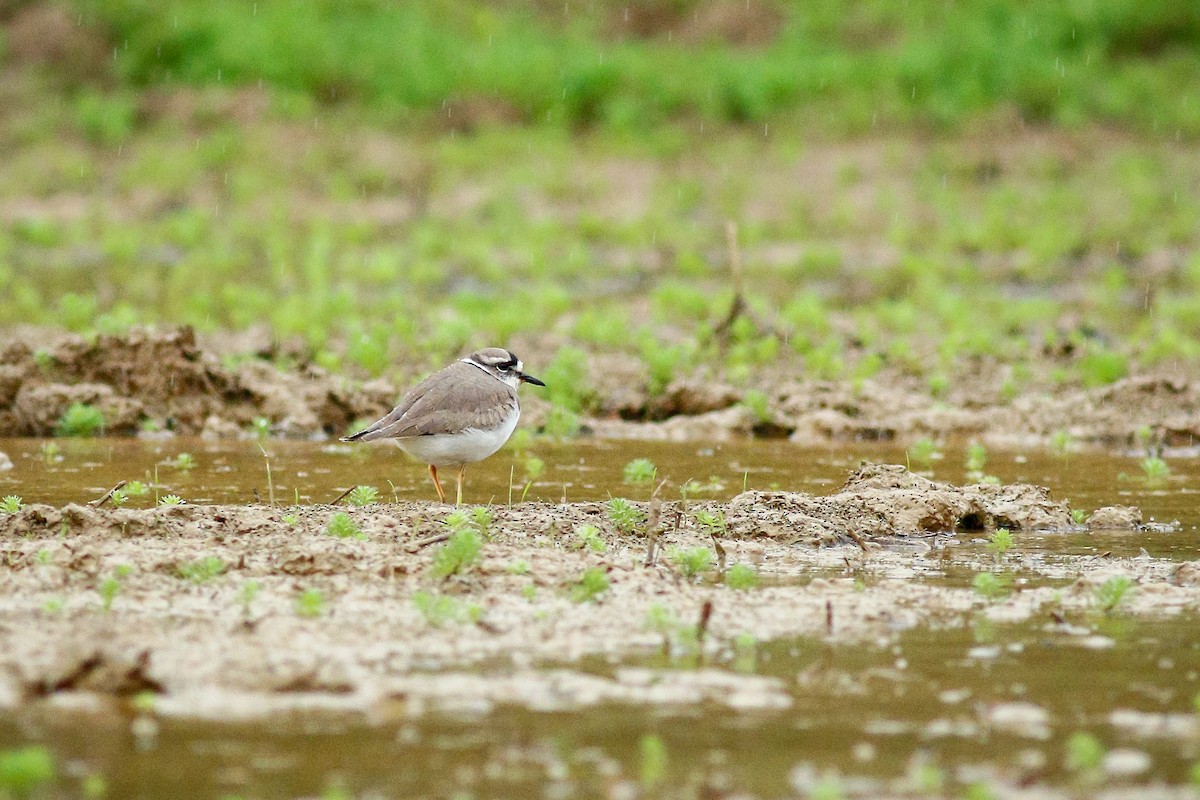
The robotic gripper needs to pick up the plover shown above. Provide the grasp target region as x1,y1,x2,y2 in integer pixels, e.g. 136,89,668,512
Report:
342,348,545,504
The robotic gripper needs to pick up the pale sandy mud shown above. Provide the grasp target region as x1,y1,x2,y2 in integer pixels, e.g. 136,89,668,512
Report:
0,464,1195,720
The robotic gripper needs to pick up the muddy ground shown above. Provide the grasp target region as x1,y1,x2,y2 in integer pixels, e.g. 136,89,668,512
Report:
3,326,1200,448
0,464,1194,719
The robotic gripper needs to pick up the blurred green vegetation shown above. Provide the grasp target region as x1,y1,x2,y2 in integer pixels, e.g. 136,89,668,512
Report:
1,0,1199,401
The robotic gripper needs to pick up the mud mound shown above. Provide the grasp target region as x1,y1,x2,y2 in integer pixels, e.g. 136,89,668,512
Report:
725,463,1074,545
0,326,394,437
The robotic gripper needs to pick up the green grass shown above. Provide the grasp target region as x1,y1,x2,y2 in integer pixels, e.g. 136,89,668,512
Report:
347,485,379,506
725,563,759,591
622,458,657,485
55,403,105,437
175,556,226,584
0,496,22,514
606,498,644,533
295,588,326,618
0,745,56,795
324,512,366,540
430,528,483,579
667,546,715,579
1095,575,1135,613
570,567,610,603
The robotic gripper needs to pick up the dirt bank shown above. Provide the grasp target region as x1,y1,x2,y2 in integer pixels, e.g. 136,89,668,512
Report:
0,464,1193,718
4,326,1200,448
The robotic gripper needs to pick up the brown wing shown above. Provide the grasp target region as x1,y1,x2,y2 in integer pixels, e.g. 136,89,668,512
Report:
343,361,516,442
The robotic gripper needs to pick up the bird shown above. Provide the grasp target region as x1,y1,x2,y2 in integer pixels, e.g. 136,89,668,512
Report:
341,347,545,505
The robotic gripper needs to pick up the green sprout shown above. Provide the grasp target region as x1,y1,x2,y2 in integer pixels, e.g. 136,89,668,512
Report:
972,571,1011,599
606,498,644,533
430,528,482,579
325,512,366,539
725,563,759,590
1095,576,1134,613
573,524,607,553
1140,456,1170,483
570,567,610,603
157,495,184,506
238,580,260,616
1065,731,1105,772
98,565,131,611
667,546,714,579
168,452,196,470
250,416,272,438
0,496,22,514
639,734,667,789
693,509,726,535
38,442,62,462
176,556,226,583
109,489,129,507
295,588,326,618
412,590,481,627
622,458,657,485
907,437,940,464
0,745,56,794
124,481,150,497
56,402,105,437
986,529,1014,559
347,485,379,506
1071,508,1087,525
965,442,988,473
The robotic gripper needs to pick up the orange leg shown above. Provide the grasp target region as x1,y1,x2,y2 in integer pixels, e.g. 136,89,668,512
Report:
428,464,447,503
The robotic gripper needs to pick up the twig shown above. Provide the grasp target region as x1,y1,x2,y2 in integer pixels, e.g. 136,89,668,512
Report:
407,531,451,552
89,480,126,508
709,532,727,573
696,599,714,645
329,486,355,506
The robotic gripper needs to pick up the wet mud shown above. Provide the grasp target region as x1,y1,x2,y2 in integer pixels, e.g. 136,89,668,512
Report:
4,326,1200,448
0,464,1194,719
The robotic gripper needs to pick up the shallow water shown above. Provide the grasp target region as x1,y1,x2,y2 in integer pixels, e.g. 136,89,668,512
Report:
0,436,1198,798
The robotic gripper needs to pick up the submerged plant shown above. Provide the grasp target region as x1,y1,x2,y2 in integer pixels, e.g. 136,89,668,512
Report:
56,402,104,437
0,496,22,514
570,567,610,603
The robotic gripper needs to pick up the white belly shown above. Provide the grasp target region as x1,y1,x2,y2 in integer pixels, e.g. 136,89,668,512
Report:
394,409,520,466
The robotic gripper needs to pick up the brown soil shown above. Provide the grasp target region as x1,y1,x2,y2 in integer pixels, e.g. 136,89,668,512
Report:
3,326,1200,449
0,464,1190,717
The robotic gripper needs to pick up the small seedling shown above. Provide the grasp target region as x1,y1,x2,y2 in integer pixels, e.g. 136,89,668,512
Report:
283,513,299,526
412,590,480,626
741,389,771,423
0,496,22,514
43,598,64,614
0,745,56,794
986,529,1014,559
347,485,379,506
56,402,105,437
38,442,62,462
238,580,260,616
965,442,988,473
1140,456,1170,483
693,509,726,535
1094,576,1134,613
469,507,492,538
810,774,846,800
295,588,326,618
98,565,131,611
1051,430,1075,454
639,734,667,789
606,498,644,533
168,452,196,470
972,571,1010,599
325,512,366,540
250,416,272,438
430,528,482,579
725,563,759,590
622,458,657,485
1071,508,1086,525
570,567,610,603
506,560,530,575
109,488,129,507
667,546,714,579
907,437,940,464
521,584,537,600
732,632,757,671
158,495,183,506
1065,731,1105,772
34,549,53,566
124,481,149,497
176,556,226,583
573,524,607,553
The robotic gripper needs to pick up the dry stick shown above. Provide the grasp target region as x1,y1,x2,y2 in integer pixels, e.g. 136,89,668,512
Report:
709,532,727,574
329,486,356,506
89,480,127,508
407,531,452,553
